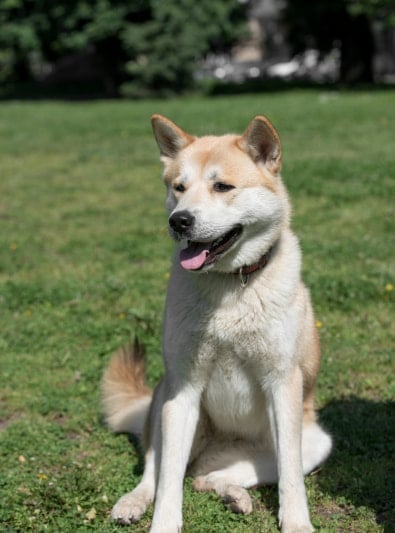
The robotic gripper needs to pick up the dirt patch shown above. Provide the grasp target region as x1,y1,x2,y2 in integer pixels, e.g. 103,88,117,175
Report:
0,413,24,432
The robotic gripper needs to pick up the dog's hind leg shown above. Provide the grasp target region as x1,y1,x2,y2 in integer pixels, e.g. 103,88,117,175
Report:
192,442,278,514
191,421,331,517
301,422,332,474
194,475,253,515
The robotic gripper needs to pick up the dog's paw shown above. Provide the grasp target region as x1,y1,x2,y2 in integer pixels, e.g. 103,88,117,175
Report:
222,485,253,515
193,477,252,515
192,475,211,492
110,490,150,524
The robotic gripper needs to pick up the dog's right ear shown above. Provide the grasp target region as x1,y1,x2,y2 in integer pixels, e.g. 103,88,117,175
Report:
238,116,282,175
151,115,194,160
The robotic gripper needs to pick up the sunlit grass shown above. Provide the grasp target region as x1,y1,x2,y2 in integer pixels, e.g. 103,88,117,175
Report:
0,90,393,531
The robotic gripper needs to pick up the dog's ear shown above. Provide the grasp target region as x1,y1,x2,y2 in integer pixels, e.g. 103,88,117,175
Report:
151,114,194,160
238,116,281,175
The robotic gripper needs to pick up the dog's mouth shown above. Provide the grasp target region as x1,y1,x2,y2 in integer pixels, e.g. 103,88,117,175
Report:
179,225,243,271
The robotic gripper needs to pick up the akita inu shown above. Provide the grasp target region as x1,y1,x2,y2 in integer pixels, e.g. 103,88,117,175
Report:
102,115,332,532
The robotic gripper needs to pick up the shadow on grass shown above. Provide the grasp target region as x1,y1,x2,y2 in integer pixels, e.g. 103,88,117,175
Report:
127,433,146,478
254,398,395,530
319,397,394,532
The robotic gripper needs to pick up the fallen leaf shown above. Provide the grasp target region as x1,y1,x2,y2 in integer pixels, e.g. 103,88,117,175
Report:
85,508,96,521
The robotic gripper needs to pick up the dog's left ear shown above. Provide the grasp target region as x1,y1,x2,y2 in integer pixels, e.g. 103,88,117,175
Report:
151,114,194,160
238,116,281,175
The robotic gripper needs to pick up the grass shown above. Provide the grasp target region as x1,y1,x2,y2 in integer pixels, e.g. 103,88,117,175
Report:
0,90,394,532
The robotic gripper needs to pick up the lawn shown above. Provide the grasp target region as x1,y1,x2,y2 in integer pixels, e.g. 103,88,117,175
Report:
0,90,393,532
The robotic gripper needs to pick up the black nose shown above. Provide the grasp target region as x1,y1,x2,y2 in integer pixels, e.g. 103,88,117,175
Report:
169,210,195,234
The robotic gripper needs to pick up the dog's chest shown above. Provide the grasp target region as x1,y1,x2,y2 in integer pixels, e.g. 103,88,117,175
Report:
202,357,269,438
198,298,284,437
199,290,278,365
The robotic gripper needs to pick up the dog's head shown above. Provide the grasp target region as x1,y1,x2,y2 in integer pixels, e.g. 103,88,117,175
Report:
151,114,290,273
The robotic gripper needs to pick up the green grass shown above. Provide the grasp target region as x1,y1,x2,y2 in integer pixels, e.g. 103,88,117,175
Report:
0,90,394,532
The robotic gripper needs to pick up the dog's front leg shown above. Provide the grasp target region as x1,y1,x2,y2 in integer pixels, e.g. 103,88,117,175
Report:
150,381,201,533
270,367,313,533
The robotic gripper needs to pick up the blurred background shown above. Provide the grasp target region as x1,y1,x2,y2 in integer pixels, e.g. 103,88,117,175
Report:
1,0,394,99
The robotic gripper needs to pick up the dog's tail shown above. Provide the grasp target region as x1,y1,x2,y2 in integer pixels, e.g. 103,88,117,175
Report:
101,338,152,438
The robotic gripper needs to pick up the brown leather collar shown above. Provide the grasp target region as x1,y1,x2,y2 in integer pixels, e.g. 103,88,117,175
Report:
236,248,272,287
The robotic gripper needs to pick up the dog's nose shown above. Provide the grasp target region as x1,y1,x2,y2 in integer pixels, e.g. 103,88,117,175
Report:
169,210,195,234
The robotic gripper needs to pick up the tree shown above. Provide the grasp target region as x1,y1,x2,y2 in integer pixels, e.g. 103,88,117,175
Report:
282,0,393,84
0,0,246,96
121,0,246,96
0,0,153,94
347,0,395,27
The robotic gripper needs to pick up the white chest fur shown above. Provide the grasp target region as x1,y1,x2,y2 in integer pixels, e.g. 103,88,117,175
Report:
202,356,271,439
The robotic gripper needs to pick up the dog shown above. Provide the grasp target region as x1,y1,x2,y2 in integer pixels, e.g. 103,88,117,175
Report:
102,114,332,532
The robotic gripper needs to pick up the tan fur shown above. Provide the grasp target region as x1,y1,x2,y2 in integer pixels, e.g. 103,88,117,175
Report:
102,339,152,437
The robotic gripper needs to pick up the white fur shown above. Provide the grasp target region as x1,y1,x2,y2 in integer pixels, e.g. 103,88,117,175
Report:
105,396,151,436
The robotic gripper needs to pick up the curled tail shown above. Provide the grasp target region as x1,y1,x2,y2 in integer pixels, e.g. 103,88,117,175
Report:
101,338,152,438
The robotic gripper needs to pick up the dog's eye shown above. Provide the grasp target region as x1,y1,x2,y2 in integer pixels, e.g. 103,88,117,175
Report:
174,183,185,193
213,182,235,193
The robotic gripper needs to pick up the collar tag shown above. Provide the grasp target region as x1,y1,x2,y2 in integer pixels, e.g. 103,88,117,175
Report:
239,268,249,288
236,246,273,288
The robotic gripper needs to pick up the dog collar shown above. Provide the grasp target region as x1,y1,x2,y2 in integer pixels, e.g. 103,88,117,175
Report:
236,248,272,288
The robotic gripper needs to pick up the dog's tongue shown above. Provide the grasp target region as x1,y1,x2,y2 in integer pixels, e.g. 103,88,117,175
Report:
180,242,210,270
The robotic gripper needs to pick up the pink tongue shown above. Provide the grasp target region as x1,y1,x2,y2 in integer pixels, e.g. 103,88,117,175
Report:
180,242,210,270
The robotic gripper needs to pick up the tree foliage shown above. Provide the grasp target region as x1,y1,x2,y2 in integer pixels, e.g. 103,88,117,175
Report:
347,0,395,26
121,0,246,95
0,0,246,95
